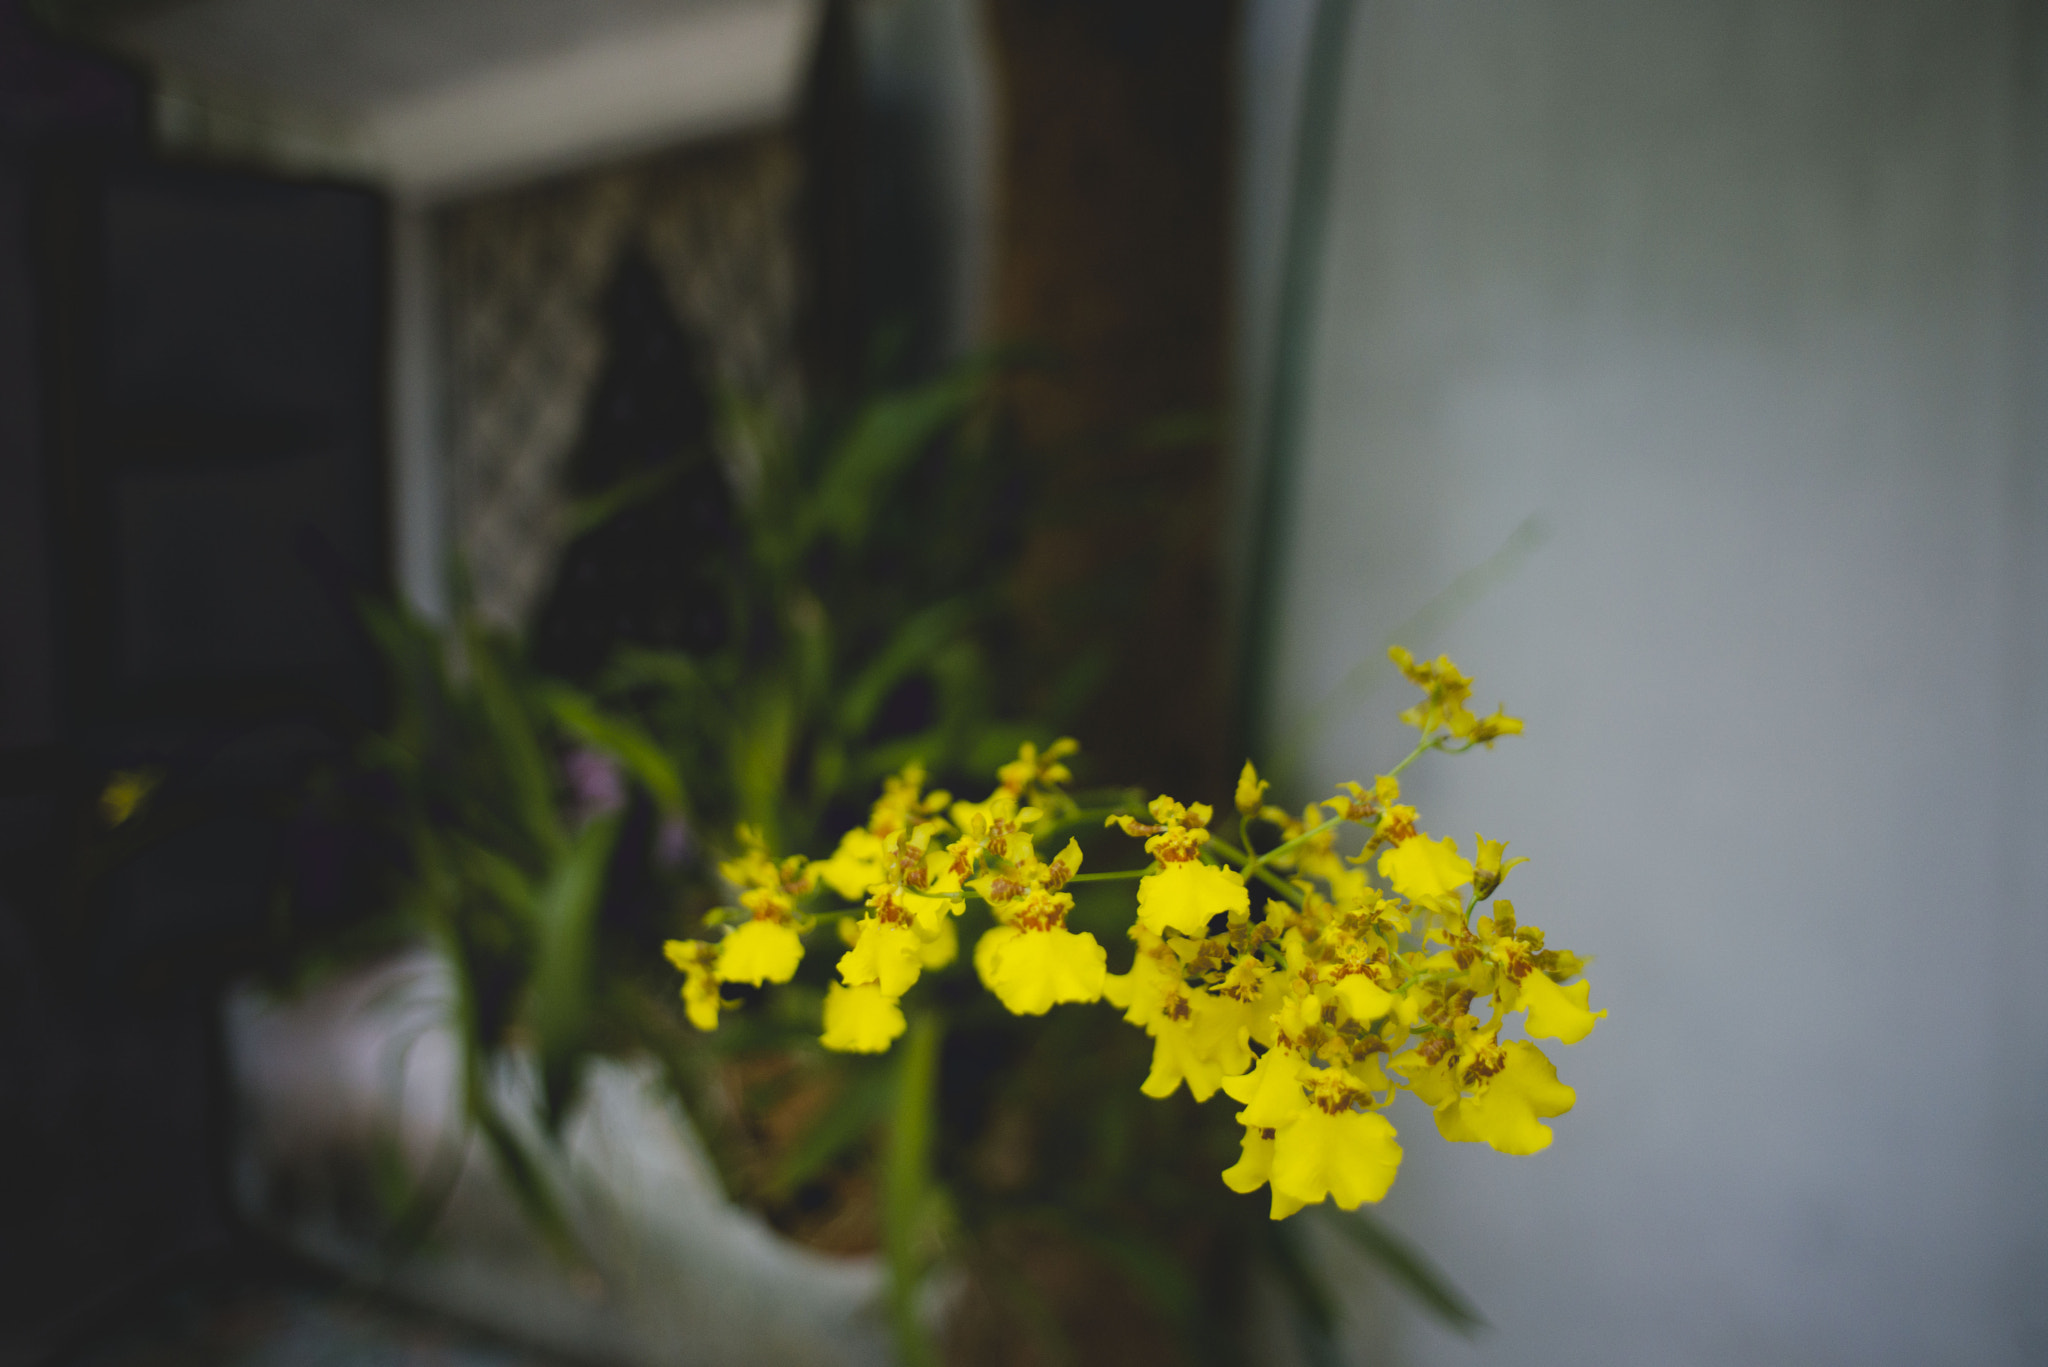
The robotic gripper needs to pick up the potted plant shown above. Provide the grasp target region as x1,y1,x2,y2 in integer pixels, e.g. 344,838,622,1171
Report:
231,365,1589,1366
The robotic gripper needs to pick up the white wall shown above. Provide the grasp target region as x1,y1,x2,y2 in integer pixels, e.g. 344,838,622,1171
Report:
1245,2,2048,1363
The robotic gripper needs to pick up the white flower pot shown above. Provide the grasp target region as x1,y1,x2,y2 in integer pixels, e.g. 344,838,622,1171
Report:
224,947,893,1367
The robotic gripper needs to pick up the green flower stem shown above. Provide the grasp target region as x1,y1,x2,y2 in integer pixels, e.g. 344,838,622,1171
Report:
1058,802,1147,824
1066,868,1150,883
1207,836,1307,907
1388,733,1443,777
1241,733,1442,878
884,1012,944,1367
1240,814,1342,879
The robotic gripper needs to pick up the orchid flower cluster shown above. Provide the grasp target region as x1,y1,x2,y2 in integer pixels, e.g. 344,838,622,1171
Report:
664,649,1603,1219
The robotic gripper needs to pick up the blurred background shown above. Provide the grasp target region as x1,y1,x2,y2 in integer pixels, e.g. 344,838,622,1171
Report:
2,1,2043,1366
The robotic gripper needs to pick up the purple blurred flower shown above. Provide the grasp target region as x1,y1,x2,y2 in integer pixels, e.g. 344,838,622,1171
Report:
563,746,626,825
655,814,696,869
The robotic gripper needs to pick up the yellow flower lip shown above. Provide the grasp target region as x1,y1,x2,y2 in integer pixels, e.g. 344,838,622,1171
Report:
821,982,906,1053
838,919,926,996
1378,834,1474,901
715,920,804,986
974,924,1107,1016
1135,862,1249,937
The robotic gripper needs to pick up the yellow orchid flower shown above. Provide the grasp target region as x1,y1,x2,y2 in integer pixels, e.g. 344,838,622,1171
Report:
663,939,725,1031
973,923,1107,1015
663,650,1599,1222
838,918,926,997
1434,1040,1576,1154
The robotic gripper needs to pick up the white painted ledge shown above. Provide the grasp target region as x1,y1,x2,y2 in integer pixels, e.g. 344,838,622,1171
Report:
367,0,818,201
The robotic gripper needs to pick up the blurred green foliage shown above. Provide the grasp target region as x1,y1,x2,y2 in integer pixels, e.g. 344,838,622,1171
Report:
575,359,1040,858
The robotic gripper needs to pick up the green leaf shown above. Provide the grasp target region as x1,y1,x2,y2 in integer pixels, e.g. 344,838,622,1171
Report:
524,814,622,1124
468,1080,580,1265
979,1264,1075,1367
964,723,1053,777
733,684,796,844
800,368,986,552
808,735,848,813
766,1066,893,1199
603,646,709,695
564,461,682,537
788,590,833,711
1062,1223,1197,1333
542,682,689,816
1133,409,1223,450
1321,1207,1486,1335
358,599,447,761
836,598,975,738
462,624,564,858
435,897,578,1265
1267,1220,1344,1367
372,1101,472,1258
448,836,538,917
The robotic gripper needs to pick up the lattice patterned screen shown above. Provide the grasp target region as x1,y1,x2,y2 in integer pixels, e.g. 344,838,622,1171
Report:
439,132,802,629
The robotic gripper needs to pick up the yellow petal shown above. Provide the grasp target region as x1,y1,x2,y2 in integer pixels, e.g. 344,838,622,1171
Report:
716,920,805,985
815,828,886,900
1139,1025,1210,1100
1390,1050,1460,1107
1138,994,1256,1102
1269,1108,1402,1212
838,919,925,996
1518,970,1605,1044
1346,1054,1392,1095
820,982,907,1053
1223,1047,1309,1129
1135,861,1249,936
1269,1189,1308,1220
904,862,964,932
99,769,158,826
974,923,1017,989
1377,835,1475,900
1234,761,1269,815
918,915,958,969
1333,973,1393,1025
1434,1041,1575,1155
1221,1126,1275,1194
1472,833,1528,894
681,972,722,1031
978,927,1107,1015
1103,932,1180,1026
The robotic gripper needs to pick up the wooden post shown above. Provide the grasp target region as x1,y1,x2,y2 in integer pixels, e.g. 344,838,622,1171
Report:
985,0,1237,797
